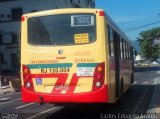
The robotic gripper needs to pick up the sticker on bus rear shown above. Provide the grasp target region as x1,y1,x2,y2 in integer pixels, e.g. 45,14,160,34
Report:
77,67,95,76
36,78,42,85
74,33,89,44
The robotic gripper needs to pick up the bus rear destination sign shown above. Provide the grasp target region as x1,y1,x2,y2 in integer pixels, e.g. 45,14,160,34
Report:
71,15,94,27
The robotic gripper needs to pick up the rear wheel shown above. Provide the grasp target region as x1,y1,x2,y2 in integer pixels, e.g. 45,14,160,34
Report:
116,79,124,105
131,72,134,84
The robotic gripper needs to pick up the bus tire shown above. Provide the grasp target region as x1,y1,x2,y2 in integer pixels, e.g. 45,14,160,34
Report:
131,72,134,84
117,79,124,105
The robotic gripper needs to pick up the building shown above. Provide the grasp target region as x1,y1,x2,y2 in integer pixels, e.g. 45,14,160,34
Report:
0,0,95,71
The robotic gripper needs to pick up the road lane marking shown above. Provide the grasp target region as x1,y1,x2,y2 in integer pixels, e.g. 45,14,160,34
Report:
0,98,21,106
154,78,158,85
132,87,150,114
0,92,21,98
147,78,160,114
15,102,35,109
26,106,62,119
0,97,11,101
133,81,137,85
142,81,149,85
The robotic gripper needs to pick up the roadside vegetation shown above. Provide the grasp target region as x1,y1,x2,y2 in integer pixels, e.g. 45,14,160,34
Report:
137,27,160,60
134,27,160,67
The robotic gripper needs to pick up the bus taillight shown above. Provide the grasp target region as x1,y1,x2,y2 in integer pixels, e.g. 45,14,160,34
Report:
92,62,105,91
99,11,105,16
22,65,34,92
21,16,25,22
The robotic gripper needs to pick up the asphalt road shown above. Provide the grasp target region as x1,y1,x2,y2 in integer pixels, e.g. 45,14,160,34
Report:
0,66,159,119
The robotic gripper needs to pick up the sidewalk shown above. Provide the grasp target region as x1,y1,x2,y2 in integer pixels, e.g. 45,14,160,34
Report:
147,77,160,118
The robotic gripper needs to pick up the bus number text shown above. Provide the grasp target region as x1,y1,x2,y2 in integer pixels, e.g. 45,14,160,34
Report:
41,68,70,74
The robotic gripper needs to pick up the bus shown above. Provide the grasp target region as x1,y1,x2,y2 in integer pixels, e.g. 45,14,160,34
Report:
20,8,134,104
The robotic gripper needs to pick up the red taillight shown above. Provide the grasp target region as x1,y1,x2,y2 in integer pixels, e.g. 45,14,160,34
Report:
21,16,25,22
99,11,105,16
92,62,105,91
21,15,27,22
22,65,34,92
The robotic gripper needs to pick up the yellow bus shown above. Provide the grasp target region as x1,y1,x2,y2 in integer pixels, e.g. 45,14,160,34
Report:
21,8,134,104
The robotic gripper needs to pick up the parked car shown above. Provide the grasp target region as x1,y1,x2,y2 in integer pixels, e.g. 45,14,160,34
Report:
134,60,142,67
151,61,160,66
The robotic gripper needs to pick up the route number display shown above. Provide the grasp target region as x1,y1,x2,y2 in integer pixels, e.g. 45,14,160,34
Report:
71,15,94,27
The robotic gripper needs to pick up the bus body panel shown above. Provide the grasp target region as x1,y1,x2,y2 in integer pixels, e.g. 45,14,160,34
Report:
21,85,108,103
22,44,105,94
21,9,109,103
21,8,133,104
105,17,133,103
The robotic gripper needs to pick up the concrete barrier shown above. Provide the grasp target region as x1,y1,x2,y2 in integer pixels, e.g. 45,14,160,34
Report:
0,76,20,94
0,76,3,94
9,79,21,93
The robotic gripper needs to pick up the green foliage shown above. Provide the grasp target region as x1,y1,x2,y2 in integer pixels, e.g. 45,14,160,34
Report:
138,27,160,60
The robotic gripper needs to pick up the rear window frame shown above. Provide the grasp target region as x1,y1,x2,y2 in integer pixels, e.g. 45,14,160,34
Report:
27,13,97,46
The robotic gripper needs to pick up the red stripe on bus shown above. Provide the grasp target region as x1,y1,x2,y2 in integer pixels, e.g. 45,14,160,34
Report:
52,74,68,93
31,73,68,93
31,73,67,78
67,74,92,93
67,73,79,93
21,85,108,103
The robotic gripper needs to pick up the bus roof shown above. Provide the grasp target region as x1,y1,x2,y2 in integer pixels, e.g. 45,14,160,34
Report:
22,8,133,47
104,12,133,47
22,8,102,17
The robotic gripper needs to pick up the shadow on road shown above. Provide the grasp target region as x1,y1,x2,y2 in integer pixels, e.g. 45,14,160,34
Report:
46,85,154,119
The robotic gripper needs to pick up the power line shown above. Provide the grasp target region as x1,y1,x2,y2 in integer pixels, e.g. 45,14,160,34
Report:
120,15,160,32
124,21,160,32
119,16,160,27
123,20,160,31
124,20,160,32
118,15,160,32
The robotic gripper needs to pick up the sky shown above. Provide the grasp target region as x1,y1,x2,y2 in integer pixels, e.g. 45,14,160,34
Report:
95,0,160,41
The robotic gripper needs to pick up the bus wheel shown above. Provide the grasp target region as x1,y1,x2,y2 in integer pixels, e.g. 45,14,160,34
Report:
117,79,124,105
131,72,134,84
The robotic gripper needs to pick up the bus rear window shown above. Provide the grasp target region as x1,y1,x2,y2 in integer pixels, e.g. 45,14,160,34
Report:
28,14,96,45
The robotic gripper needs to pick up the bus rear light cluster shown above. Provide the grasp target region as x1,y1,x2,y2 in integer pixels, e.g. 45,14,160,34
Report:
22,65,34,92
21,15,27,22
99,11,105,16
95,81,101,87
92,62,105,91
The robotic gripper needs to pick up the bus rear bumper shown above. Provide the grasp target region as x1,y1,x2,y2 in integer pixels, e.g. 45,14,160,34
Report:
21,85,108,103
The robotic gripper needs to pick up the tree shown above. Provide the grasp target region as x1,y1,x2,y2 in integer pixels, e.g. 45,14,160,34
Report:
137,27,160,60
